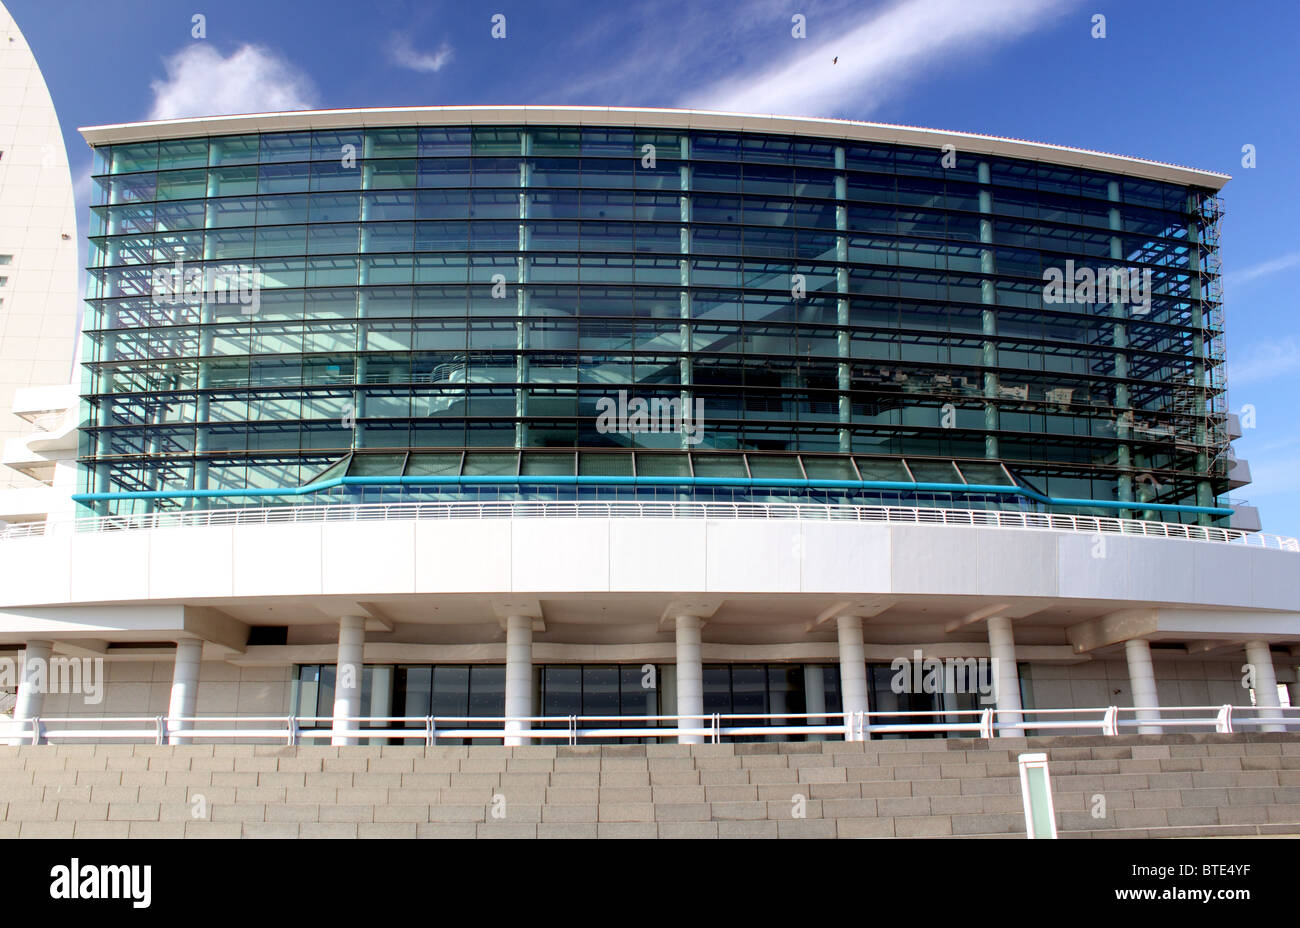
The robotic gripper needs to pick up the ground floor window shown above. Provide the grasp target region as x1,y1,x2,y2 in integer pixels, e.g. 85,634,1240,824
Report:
289,660,1025,742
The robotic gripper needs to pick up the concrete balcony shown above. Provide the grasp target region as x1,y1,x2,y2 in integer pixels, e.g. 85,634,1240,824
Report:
1225,412,1244,440
0,484,61,526
9,383,77,421
1227,456,1253,489
1,382,78,485
1230,504,1262,533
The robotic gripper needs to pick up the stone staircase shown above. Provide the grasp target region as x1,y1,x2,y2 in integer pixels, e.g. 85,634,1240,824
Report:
1,732,1297,838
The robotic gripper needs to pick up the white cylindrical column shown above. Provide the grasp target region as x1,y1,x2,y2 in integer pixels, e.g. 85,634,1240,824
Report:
504,615,533,747
837,616,869,739
1245,640,1284,733
1124,638,1162,735
675,615,703,744
986,615,1022,738
10,639,52,745
331,616,366,746
167,638,204,745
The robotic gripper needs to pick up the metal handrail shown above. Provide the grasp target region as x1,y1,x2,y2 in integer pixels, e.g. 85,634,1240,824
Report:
3,501,1295,550
6,704,1298,745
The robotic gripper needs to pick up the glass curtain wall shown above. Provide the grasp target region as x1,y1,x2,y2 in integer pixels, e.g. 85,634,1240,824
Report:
83,125,1227,523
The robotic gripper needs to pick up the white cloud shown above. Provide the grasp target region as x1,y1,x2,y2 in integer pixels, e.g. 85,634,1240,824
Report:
684,0,1073,116
147,44,318,120
1228,337,1300,388
388,34,453,73
1223,250,1300,288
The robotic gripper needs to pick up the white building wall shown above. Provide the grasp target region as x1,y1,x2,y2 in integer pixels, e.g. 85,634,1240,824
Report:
0,2,80,493
1029,659,1250,712
34,661,293,721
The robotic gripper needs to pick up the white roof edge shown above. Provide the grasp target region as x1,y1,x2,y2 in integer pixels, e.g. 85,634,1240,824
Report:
77,105,1230,190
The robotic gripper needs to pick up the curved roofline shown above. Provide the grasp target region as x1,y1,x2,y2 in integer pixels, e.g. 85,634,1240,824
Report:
78,105,1230,190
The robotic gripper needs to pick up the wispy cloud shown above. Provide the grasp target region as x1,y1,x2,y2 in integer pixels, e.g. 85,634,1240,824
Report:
550,0,852,106
387,34,453,74
1224,250,1300,288
1228,337,1300,388
685,0,1074,115
147,44,318,120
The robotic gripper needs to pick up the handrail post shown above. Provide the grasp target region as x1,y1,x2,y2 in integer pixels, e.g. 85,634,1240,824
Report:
426,716,435,747
287,715,299,746
712,713,720,744
1102,706,1119,736
30,716,42,746
1216,704,1233,734
979,708,995,740
569,714,577,746
843,710,856,742
155,715,166,746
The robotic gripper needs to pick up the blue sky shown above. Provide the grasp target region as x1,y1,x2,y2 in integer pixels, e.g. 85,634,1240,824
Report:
9,0,1300,531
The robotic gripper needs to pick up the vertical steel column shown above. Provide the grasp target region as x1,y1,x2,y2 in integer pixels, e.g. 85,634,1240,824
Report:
1110,180,1134,518
516,129,531,448
977,161,999,461
679,135,693,452
835,145,852,454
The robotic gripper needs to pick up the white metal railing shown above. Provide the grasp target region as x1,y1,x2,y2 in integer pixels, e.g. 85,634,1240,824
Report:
6,705,1298,746
2,501,1295,550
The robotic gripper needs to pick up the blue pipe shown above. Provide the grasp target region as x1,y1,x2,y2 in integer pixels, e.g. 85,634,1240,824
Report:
71,475,1234,516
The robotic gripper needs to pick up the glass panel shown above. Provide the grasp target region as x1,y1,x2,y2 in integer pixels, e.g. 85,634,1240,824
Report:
634,452,689,476
398,665,432,718
801,456,856,479
543,666,581,717
158,138,209,171
854,457,910,481
405,452,462,476
419,126,472,157
468,665,506,721
209,135,260,166
582,666,620,717
691,453,747,477
621,665,658,724
731,665,768,716
367,128,419,159
520,451,574,476
746,454,802,478
110,142,158,174
260,132,313,163
461,451,518,476
431,666,470,718
701,666,731,715
905,460,960,484
346,453,405,476
956,462,1011,485
577,452,633,476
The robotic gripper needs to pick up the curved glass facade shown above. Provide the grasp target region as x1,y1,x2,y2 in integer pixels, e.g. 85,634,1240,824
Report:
80,120,1229,521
